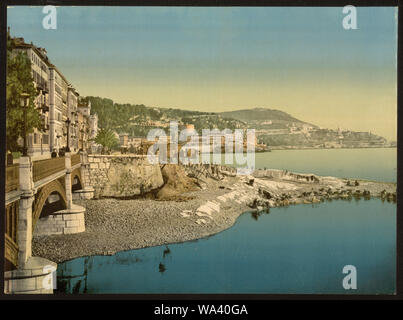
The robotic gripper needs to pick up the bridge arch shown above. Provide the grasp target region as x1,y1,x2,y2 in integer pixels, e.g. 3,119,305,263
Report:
71,168,83,192
32,179,67,231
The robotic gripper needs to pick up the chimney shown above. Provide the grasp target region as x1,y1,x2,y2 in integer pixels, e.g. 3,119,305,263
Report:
39,47,47,56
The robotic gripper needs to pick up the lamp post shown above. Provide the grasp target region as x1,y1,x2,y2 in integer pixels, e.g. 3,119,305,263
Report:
65,118,71,152
20,93,30,156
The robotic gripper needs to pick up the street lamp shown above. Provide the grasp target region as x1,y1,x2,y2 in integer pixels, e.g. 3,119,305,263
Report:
20,93,30,156
65,118,71,152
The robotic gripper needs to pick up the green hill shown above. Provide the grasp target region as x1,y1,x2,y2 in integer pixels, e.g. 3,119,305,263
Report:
86,97,387,149
220,107,316,128
86,96,245,137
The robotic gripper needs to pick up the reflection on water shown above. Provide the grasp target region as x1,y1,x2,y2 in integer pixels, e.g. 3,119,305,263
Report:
57,199,396,294
57,256,91,294
250,209,270,221
159,263,166,274
163,246,171,258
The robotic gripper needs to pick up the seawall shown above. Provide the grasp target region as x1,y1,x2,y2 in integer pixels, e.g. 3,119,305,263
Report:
81,154,164,198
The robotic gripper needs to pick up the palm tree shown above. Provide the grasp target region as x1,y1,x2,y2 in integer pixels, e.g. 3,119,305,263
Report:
94,128,119,154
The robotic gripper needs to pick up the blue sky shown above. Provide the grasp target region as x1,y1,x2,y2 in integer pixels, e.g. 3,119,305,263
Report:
7,6,398,139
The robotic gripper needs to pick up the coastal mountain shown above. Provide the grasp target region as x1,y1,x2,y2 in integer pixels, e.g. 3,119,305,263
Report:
85,96,246,137
86,96,389,149
220,108,318,129
221,108,304,123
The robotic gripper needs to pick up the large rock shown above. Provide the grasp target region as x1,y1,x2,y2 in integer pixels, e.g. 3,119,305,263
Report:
156,164,199,200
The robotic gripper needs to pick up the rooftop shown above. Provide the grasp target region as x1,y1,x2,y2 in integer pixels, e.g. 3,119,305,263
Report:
9,29,69,84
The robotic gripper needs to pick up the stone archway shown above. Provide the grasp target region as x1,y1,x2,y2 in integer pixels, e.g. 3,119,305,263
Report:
32,179,67,231
71,168,83,192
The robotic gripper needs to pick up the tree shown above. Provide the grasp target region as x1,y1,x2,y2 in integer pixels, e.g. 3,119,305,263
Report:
94,128,119,154
6,37,42,152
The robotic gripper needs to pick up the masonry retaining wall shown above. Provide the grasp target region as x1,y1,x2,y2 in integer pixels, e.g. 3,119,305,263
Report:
81,155,164,198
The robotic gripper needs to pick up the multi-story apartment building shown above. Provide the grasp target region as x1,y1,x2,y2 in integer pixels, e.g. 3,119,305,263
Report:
9,32,98,158
77,99,92,152
77,99,100,152
49,64,70,153
11,37,51,158
68,86,80,152
89,113,99,140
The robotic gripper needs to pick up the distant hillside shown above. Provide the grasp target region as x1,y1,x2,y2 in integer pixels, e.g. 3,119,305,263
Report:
86,96,245,137
220,108,317,128
87,97,389,149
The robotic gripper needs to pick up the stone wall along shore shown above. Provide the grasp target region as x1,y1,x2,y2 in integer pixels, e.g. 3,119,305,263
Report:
82,154,164,198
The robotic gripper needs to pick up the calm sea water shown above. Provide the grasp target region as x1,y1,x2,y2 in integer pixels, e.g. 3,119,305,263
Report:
213,148,397,182
57,148,397,294
57,199,396,294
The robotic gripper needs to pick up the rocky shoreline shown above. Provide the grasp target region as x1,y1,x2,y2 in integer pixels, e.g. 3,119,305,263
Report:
32,167,396,264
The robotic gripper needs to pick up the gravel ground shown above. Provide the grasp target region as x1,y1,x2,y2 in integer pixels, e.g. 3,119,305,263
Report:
32,176,248,263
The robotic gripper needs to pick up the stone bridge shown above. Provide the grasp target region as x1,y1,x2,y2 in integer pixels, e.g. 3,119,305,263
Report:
4,152,94,294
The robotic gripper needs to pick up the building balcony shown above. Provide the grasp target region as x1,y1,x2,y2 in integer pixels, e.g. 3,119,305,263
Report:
40,124,50,132
36,81,44,90
40,115,49,130
43,84,49,93
41,104,49,113
36,80,49,93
